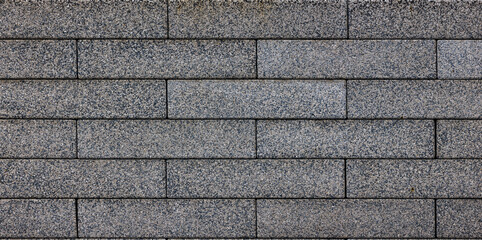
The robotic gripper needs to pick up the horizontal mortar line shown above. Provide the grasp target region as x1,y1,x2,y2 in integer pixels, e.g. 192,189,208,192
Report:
0,117,481,121
1,157,480,160
0,238,480,240
0,37,481,41
0,197,479,200
1,78,481,81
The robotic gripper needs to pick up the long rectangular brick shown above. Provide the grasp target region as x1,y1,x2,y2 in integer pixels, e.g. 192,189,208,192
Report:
347,80,482,119
257,199,434,238
257,120,434,158
0,80,166,118
258,40,436,79
167,159,344,198
437,120,481,158
437,200,482,238
0,120,75,158
438,40,481,79
78,120,255,158
78,40,256,79
168,80,345,119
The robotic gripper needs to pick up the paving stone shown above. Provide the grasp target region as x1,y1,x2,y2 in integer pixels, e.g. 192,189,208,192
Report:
0,199,75,237
167,159,344,198
0,120,75,158
257,120,434,158
168,80,345,119
78,199,255,238
438,40,482,79
437,120,481,158
347,80,482,119
347,159,481,198
257,40,435,79
78,40,255,79
437,199,482,238
0,80,166,118
78,120,255,158
0,159,165,198
0,40,76,79
257,199,434,238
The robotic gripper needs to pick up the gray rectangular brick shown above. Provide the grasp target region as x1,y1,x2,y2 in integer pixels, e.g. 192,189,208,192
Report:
258,40,436,79
78,199,255,238
167,159,344,198
258,199,434,238
257,120,434,158
168,80,345,119
0,120,75,158
347,80,482,119
0,159,165,198
438,40,481,79
0,80,166,118
79,40,256,79
349,0,482,39
437,120,481,158
0,40,76,79
169,0,346,38
78,120,255,158
437,199,482,238
347,159,481,198
0,199,76,238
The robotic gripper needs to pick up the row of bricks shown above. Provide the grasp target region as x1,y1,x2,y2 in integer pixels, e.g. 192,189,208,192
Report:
0,40,480,79
0,0,480,39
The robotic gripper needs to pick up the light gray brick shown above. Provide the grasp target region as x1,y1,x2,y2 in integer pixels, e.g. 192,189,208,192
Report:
257,199,434,238
438,41,482,79
437,120,481,158
257,120,434,158
258,40,436,79
79,40,255,79
437,200,482,238
168,80,345,119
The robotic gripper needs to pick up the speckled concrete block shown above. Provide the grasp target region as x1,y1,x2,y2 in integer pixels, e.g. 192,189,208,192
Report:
0,199,76,238
0,120,75,158
168,80,346,119
257,40,436,79
347,159,481,198
437,120,481,158
78,40,255,79
437,200,482,238
347,80,482,119
0,40,76,79
257,120,434,158
78,199,255,238
257,199,434,238
167,159,344,198
438,41,482,79
169,0,346,38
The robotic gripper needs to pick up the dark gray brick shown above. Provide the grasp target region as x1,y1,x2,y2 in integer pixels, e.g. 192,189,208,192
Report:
347,80,482,119
168,80,345,119
257,199,434,238
437,120,481,158
78,120,255,158
437,200,482,238
0,199,75,237
0,120,75,158
78,199,255,238
0,80,166,118
78,40,255,79
258,40,435,79
347,159,481,198
0,40,76,79
257,120,434,158
167,159,344,198
438,41,482,79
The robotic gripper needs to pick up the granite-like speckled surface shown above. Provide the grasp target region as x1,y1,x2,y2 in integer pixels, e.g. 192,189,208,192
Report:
438,40,482,79
437,200,482,238
437,120,481,158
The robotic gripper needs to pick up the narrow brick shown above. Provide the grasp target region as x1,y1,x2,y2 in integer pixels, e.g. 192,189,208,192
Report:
347,80,482,119
0,120,75,158
167,159,344,198
438,41,482,79
437,200,482,238
257,120,434,158
78,40,255,79
437,120,481,158
168,80,345,119
258,40,436,79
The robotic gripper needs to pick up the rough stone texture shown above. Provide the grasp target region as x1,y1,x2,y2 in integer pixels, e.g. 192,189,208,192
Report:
257,199,434,238
78,40,256,79
0,159,165,198
347,80,482,119
168,80,346,119
347,159,482,198
258,40,436,79
167,159,344,198
0,80,166,118
78,199,255,238
438,40,482,79
0,199,76,237
257,120,434,158
437,200,482,238
437,120,481,158
0,120,75,158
